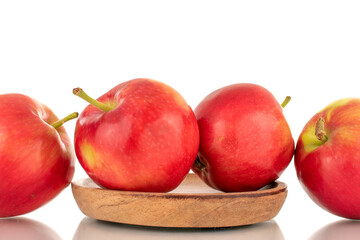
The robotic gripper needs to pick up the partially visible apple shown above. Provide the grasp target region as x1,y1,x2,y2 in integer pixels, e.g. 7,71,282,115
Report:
0,94,76,217
192,83,294,192
295,98,360,219
73,78,199,192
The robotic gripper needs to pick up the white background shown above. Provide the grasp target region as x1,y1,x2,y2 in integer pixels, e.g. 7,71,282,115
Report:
1,1,360,239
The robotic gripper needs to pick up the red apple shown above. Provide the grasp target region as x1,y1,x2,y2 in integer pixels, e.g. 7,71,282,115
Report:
0,94,76,217
73,78,199,192
295,98,360,219
192,83,294,192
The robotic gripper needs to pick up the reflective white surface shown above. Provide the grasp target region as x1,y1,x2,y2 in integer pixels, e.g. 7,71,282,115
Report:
2,213,358,240
0,218,62,240
309,220,360,240
73,218,284,240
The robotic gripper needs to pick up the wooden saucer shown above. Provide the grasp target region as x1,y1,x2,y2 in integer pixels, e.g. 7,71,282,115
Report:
71,173,287,228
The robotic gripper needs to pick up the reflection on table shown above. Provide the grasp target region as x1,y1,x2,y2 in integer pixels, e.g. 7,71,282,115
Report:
73,217,284,240
309,220,360,240
0,217,62,240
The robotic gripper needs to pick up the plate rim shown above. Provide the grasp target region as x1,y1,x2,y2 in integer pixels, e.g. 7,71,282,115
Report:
71,174,287,199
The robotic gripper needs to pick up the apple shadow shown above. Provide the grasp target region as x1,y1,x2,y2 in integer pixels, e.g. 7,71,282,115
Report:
0,217,62,240
308,219,360,240
73,217,285,240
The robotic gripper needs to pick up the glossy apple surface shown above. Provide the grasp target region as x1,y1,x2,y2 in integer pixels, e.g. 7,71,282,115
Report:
0,94,75,217
192,83,294,192
74,78,199,192
295,98,360,219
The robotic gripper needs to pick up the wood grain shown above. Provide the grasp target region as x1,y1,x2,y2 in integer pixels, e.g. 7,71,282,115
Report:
71,173,287,228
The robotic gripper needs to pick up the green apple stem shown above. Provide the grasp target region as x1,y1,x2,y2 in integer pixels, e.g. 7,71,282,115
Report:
281,96,291,108
51,112,79,129
73,88,114,112
315,117,328,143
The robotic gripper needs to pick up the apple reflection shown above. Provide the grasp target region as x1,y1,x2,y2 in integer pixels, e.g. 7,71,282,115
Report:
73,217,284,240
0,217,62,240
309,220,360,240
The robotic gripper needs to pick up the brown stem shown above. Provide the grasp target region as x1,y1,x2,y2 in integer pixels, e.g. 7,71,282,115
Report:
315,117,328,143
194,156,206,170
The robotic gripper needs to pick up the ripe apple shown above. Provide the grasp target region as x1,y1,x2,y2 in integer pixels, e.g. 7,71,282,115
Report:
0,94,76,217
295,98,360,219
73,78,199,192
192,83,294,192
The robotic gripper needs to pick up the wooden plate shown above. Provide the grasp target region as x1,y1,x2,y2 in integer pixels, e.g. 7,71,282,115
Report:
71,174,287,228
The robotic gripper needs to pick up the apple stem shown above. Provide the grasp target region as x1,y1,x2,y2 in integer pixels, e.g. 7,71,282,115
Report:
51,112,79,129
194,156,206,170
281,96,291,108
73,88,115,112
315,117,328,143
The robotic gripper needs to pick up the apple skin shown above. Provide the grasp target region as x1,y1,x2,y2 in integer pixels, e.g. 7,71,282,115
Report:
295,98,360,219
74,78,199,192
0,94,75,217
192,83,294,192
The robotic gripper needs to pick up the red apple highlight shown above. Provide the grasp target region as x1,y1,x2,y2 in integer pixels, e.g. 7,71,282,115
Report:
0,94,76,217
192,83,294,192
73,78,199,192
295,98,360,219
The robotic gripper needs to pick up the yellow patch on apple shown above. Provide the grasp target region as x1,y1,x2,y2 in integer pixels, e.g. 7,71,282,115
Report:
301,126,326,153
321,98,352,121
80,142,97,168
